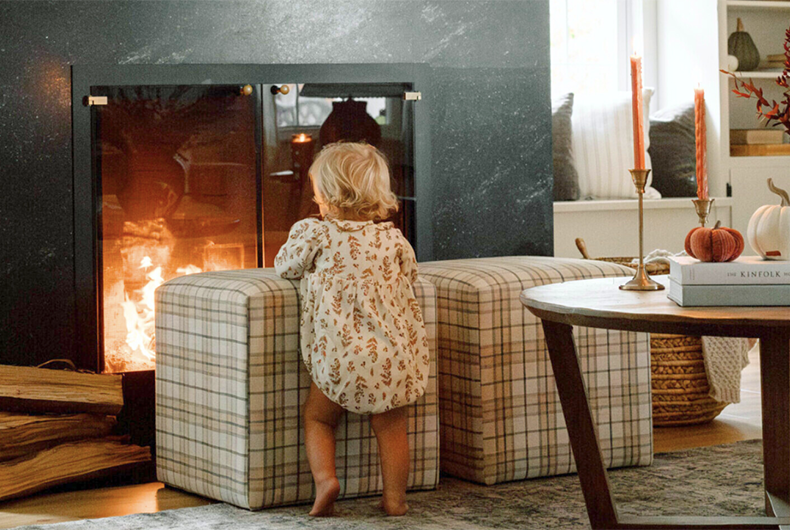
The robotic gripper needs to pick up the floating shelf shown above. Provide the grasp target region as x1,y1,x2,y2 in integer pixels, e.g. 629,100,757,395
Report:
726,69,784,78
728,154,790,167
727,1,790,8
731,144,790,156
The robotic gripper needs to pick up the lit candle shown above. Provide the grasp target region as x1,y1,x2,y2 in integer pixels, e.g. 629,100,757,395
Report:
630,51,646,170
694,84,708,200
291,133,314,180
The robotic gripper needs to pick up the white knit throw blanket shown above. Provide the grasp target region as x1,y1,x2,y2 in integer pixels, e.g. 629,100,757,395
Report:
700,337,755,403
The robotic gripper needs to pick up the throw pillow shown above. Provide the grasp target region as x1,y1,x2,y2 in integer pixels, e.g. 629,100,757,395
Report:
552,93,580,201
648,102,697,197
572,89,660,200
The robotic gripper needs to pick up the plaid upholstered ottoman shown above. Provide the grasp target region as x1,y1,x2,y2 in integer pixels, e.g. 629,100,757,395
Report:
419,256,653,485
154,269,439,509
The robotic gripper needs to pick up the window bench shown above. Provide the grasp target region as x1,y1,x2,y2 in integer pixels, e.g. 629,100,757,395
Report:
553,197,733,259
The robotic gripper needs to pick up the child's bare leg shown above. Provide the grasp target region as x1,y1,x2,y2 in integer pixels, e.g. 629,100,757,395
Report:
370,406,409,516
304,382,344,516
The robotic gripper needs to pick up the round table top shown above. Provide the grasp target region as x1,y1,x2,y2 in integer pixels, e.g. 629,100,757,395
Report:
520,276,790,336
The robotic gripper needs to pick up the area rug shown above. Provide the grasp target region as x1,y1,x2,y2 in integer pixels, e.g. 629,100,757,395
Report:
16,440,765,529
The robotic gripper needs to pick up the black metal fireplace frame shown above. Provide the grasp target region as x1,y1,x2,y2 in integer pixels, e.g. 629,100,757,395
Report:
71,63,432,374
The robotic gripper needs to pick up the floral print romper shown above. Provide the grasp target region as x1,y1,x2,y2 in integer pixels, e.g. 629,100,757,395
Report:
274,217,429,415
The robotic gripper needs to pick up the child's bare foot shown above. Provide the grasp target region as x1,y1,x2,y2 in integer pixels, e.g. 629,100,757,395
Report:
380,497,409,516
309,478,340,516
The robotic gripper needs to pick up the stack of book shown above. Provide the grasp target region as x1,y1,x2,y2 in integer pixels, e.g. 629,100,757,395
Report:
764,54,787,70
668,256,790,307
730,128,790,157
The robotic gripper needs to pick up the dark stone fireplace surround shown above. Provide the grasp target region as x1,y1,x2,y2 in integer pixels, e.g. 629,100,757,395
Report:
0,0,552,415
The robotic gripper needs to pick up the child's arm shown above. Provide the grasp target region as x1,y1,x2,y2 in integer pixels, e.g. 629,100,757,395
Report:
396,237,419,284
274,219,322,279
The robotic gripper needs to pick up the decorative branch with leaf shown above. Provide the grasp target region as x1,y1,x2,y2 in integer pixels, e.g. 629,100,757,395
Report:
721,25,790,135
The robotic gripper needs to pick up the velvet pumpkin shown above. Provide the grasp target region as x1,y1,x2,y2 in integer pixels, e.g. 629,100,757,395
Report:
685,221,745,262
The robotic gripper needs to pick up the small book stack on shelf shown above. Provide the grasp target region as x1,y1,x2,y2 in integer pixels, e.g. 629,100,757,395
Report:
730,128,790,157
764,53,787,70
668,256,790,307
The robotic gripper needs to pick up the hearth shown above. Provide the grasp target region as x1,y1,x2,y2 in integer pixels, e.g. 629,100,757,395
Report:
71,64,430,448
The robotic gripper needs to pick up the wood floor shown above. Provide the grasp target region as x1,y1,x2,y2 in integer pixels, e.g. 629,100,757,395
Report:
0,347,763,529
653,344,762,453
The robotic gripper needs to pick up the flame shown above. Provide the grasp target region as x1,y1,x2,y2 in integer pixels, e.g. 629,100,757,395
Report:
122,257,201,361
177,264,203,275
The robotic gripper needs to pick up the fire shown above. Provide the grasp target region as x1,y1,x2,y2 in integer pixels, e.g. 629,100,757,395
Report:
177,264,203,275
121,257,201,361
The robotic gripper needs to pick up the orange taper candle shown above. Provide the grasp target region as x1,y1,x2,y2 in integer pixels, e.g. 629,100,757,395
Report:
694,84,708,200
630,53,646,170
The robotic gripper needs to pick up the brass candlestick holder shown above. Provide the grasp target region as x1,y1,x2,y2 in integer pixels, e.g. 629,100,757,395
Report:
620,168,665,291
691,198,715,227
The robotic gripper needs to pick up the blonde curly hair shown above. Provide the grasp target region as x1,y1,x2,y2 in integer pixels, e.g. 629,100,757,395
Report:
309,142,399,221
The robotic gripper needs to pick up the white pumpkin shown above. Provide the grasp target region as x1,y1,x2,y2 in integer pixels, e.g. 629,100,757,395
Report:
747,179,790,260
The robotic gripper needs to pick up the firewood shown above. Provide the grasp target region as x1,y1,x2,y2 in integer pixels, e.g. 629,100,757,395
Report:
0,438,151,501
0,412,116,461
0,365,123,415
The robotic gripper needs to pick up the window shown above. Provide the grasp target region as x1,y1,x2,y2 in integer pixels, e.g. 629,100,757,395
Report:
550,0,647,97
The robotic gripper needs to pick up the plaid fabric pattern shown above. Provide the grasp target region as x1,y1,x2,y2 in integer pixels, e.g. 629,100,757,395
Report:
155,269,439,510
419,256,653,485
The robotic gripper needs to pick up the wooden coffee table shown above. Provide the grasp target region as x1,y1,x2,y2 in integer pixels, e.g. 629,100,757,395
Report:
521,275,790,530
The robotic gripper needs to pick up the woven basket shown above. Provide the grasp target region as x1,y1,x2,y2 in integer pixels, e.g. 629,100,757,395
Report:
591,257,670,276
572,239,671,276
650,334,727,427
573,240,726,427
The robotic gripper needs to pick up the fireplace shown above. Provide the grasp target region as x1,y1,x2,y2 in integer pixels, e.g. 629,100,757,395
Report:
71,64,430,447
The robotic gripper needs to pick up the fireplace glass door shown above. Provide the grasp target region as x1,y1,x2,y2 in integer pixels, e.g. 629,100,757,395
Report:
261,83,415,265
91,82,415,373
93,85,260,373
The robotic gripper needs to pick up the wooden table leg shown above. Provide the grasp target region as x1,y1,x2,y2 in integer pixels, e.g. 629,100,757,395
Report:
541,319,619,529
541,320,790,529
760,330,790,518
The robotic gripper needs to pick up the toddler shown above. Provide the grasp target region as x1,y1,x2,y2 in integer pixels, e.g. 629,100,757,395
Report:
274,142,429,517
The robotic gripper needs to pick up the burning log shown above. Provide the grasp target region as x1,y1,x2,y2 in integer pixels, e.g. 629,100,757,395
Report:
0,412,116,461
0,438,151,501
0,365,123,415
